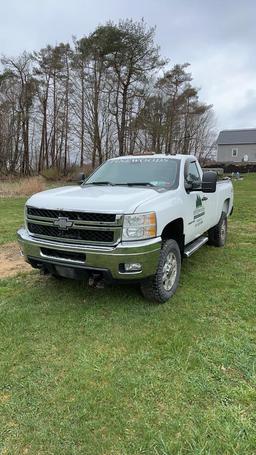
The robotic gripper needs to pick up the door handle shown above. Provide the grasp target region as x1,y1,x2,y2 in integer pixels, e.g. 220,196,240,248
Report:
202,196,208,201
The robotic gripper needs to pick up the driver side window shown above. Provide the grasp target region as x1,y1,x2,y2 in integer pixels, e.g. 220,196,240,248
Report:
185,161,201,188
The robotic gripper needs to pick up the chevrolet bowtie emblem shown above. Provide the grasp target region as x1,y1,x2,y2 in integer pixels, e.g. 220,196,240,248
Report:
53,217,73,230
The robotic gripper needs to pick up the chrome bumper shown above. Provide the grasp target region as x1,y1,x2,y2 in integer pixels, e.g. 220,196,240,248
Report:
17,227,161,280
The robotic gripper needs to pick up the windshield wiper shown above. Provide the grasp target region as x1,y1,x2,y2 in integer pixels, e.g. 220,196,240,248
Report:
84,181,155,187
85,181,115,186
125,182,155,187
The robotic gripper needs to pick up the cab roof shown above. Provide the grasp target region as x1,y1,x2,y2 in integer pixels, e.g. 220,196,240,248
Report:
110,154,187,161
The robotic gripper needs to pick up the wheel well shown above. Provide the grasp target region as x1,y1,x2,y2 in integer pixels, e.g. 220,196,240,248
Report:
161,218,184,252
223,198,230,214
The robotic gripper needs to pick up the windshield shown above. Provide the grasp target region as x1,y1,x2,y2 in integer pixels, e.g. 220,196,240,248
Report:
85,157,180,189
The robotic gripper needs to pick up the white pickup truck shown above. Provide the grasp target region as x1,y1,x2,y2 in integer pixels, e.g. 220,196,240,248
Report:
17,154,233,303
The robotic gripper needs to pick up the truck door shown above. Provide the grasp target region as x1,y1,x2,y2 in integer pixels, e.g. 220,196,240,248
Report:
184,159,207,244
200,190,218,232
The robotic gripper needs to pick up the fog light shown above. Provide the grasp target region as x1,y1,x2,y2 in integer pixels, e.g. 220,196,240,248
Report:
124,263,142,272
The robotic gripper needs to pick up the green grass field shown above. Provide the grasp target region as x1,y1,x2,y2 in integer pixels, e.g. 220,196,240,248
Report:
0,175,256,455
0,197,26,245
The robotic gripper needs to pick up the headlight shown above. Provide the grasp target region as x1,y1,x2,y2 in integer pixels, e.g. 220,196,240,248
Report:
122,212,157,241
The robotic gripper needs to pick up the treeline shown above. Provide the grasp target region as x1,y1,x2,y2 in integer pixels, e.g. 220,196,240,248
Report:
0,19,216,176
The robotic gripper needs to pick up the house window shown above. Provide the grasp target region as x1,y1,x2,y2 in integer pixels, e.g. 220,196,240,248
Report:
232,148,238,157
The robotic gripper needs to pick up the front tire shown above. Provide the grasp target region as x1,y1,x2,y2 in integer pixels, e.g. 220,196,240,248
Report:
208,211,227,247
140,239,181,304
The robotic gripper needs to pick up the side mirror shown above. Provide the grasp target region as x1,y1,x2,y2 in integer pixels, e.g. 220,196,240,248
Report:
202,171,217,193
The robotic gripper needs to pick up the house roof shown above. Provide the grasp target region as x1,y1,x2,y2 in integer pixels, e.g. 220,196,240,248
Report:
217,128,256,145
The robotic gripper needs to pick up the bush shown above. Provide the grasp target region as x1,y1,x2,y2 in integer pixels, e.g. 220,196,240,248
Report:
41,164,93,182
41,167,62,181
206,162,256,174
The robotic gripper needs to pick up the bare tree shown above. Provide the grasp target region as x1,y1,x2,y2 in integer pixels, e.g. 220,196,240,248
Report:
0,19,216,177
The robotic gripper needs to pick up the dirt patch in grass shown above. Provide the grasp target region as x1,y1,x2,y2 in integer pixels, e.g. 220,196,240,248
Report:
0,242,31,278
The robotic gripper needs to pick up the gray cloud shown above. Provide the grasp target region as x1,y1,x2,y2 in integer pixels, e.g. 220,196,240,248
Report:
1,0,255,130
226,89,256,127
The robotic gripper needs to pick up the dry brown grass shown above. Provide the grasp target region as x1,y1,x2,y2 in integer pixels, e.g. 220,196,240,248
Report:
0,176,46,197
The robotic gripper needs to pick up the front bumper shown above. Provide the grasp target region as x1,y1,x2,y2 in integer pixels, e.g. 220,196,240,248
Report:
17,227,161,281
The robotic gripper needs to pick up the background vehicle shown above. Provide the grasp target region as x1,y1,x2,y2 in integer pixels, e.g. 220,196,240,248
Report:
17,154,233,303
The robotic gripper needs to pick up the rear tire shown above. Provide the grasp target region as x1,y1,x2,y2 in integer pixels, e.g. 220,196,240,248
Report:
140,239,181,304
208,211,227,247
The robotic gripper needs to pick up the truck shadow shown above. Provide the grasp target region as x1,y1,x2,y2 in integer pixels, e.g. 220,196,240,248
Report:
40,273,148,309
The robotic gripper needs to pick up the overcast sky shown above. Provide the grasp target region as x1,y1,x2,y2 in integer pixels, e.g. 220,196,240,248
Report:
1,0,255,131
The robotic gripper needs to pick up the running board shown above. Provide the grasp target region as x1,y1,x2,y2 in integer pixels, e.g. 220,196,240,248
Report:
184,236,208,258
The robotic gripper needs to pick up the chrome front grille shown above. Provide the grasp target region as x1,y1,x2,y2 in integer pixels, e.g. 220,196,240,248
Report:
27,207,116,223
26,206,123,245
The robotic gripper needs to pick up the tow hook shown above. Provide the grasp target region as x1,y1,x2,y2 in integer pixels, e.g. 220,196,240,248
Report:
88,273,105,289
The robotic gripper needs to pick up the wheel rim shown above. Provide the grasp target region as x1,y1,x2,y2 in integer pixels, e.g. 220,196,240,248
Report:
162,252,178,292
220,219,226,241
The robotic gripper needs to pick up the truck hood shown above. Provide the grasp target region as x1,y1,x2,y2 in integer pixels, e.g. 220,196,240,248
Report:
26,185,162,214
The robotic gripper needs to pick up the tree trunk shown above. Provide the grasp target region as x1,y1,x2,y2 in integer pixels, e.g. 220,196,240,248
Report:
119,84,128,156
80,66,85,167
